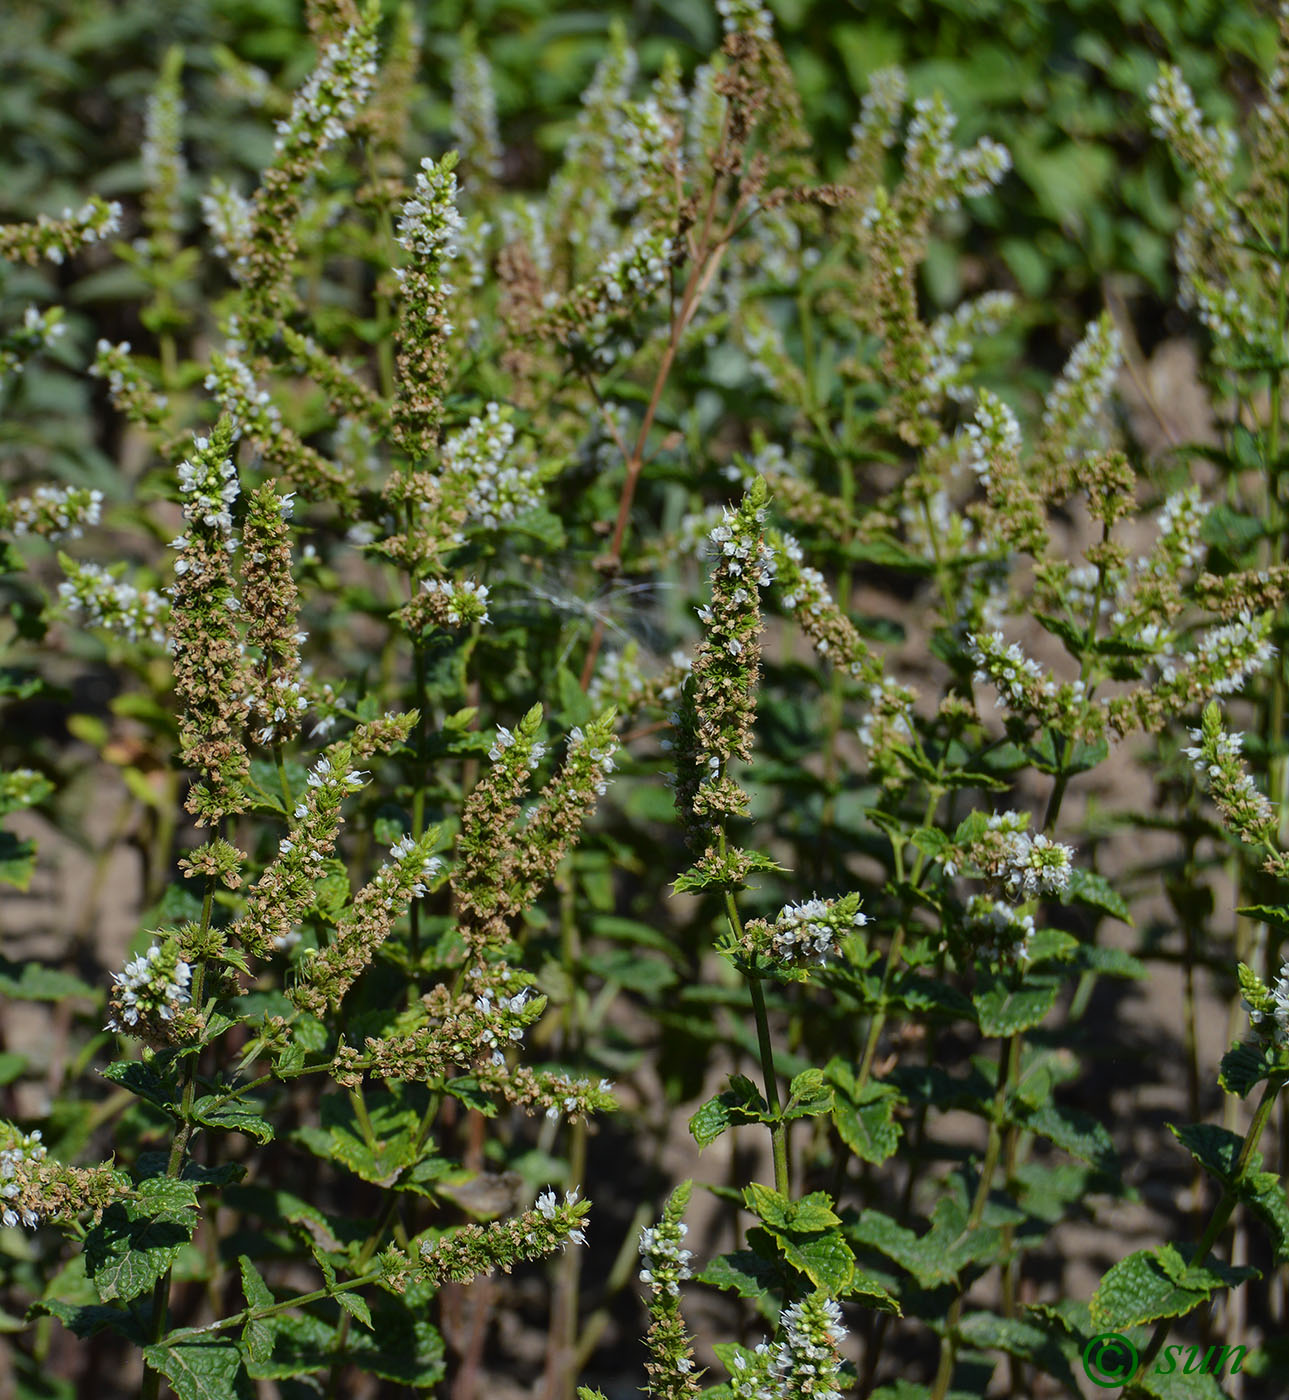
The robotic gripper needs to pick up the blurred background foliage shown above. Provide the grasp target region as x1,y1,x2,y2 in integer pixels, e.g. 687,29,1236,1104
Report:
0,0,1277,304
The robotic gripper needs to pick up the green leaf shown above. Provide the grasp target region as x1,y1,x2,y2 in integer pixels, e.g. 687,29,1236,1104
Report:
770,1225,857,1295
1061,868,1131,922
192,1097,275,1144
1090,1245,1258,1330
293,1088,426,1184
237,1256,274,1363
141,1342,251,1400
346,1299,445,1386
0,831,37,889
1020,1103,1117,1172
243,1311,337,1381
31,1298,144,1343
826,1059,902,1164
1219,1039,1283,1097
102,1059,180,1113
1168,1123,1242,1183
0,958,95,1001
972,973,1060,1036
336,1289,374,1329
689,1073,769,1148
785,1068,833,1120
696,1250,781,1301
85,1179,199,1303
788,1192,843,1232
743,1183,793,1231
848,1210,953,1287
1241,1170,1289,1264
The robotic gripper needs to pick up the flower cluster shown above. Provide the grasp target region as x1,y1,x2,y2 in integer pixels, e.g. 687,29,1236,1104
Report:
0,1125,122,1234
1239,961,1289,1046
56,559,168,646
1,1129,46,1229
141,47,185,251
0,198,122,265
240,483,306,746
0,305,67,379
440,403,543,529
401,1189,590,1289
271,15,378,162
551,227,677,368
967,628,1092,735
168,420,251,824
675,480,775,831
765,1293,848,1397
451,30,501,181
773,532,877,680
89,340,170,427
238,8,379,329
177,430,240,537
965,895,1036,967
105,940,196,1042
399,577,491,633
200,179,253,268
739,893,869,970
638,1182,701,1397
639,1207,694,1298
291,828,443,1013
1039,313,1123,468
1,484,102,541
235,743,374,957
392,153,463,454
944,811,1075,901
1182,702,1277,848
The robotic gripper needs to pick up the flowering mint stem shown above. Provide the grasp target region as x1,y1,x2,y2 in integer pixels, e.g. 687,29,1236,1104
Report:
1126,1074,1285,1390
139,946,208,1400
716,828,789,1196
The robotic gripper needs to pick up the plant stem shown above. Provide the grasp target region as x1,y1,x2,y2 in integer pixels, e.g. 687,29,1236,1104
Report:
929,1034,1016,1400
1127,1075,1285,1390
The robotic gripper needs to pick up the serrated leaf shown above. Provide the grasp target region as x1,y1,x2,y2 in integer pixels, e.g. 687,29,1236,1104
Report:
785,1068,833,1120
696,1250,781,1300
85,1179,199,1302
1021,1102,1117,1172
826,1058,903,1164
743,1183,792,1230
243,1311,337,1381
689,1074,770,1148
1062,868,1131,922
192,1097,274,1144
238,1256,274,1310
31,1298,145,1343
847,1209,959,1288
336,1289,374,1329
1168,1123,1241,1183
1219,1039,1283,1097
102,1059,180,1113
771,1225,856,1294
1091,1245,1258,1330
293,1089,425,1184
972,973,1059,1036
142,1341,251,1400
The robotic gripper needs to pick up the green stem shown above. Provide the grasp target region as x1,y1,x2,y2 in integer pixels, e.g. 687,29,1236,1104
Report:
140,945,210,1400
1126,1076,1285,1391
929,1034,1016,1400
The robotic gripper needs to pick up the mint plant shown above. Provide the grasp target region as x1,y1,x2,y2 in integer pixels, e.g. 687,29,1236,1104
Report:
3,1,1289,1397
